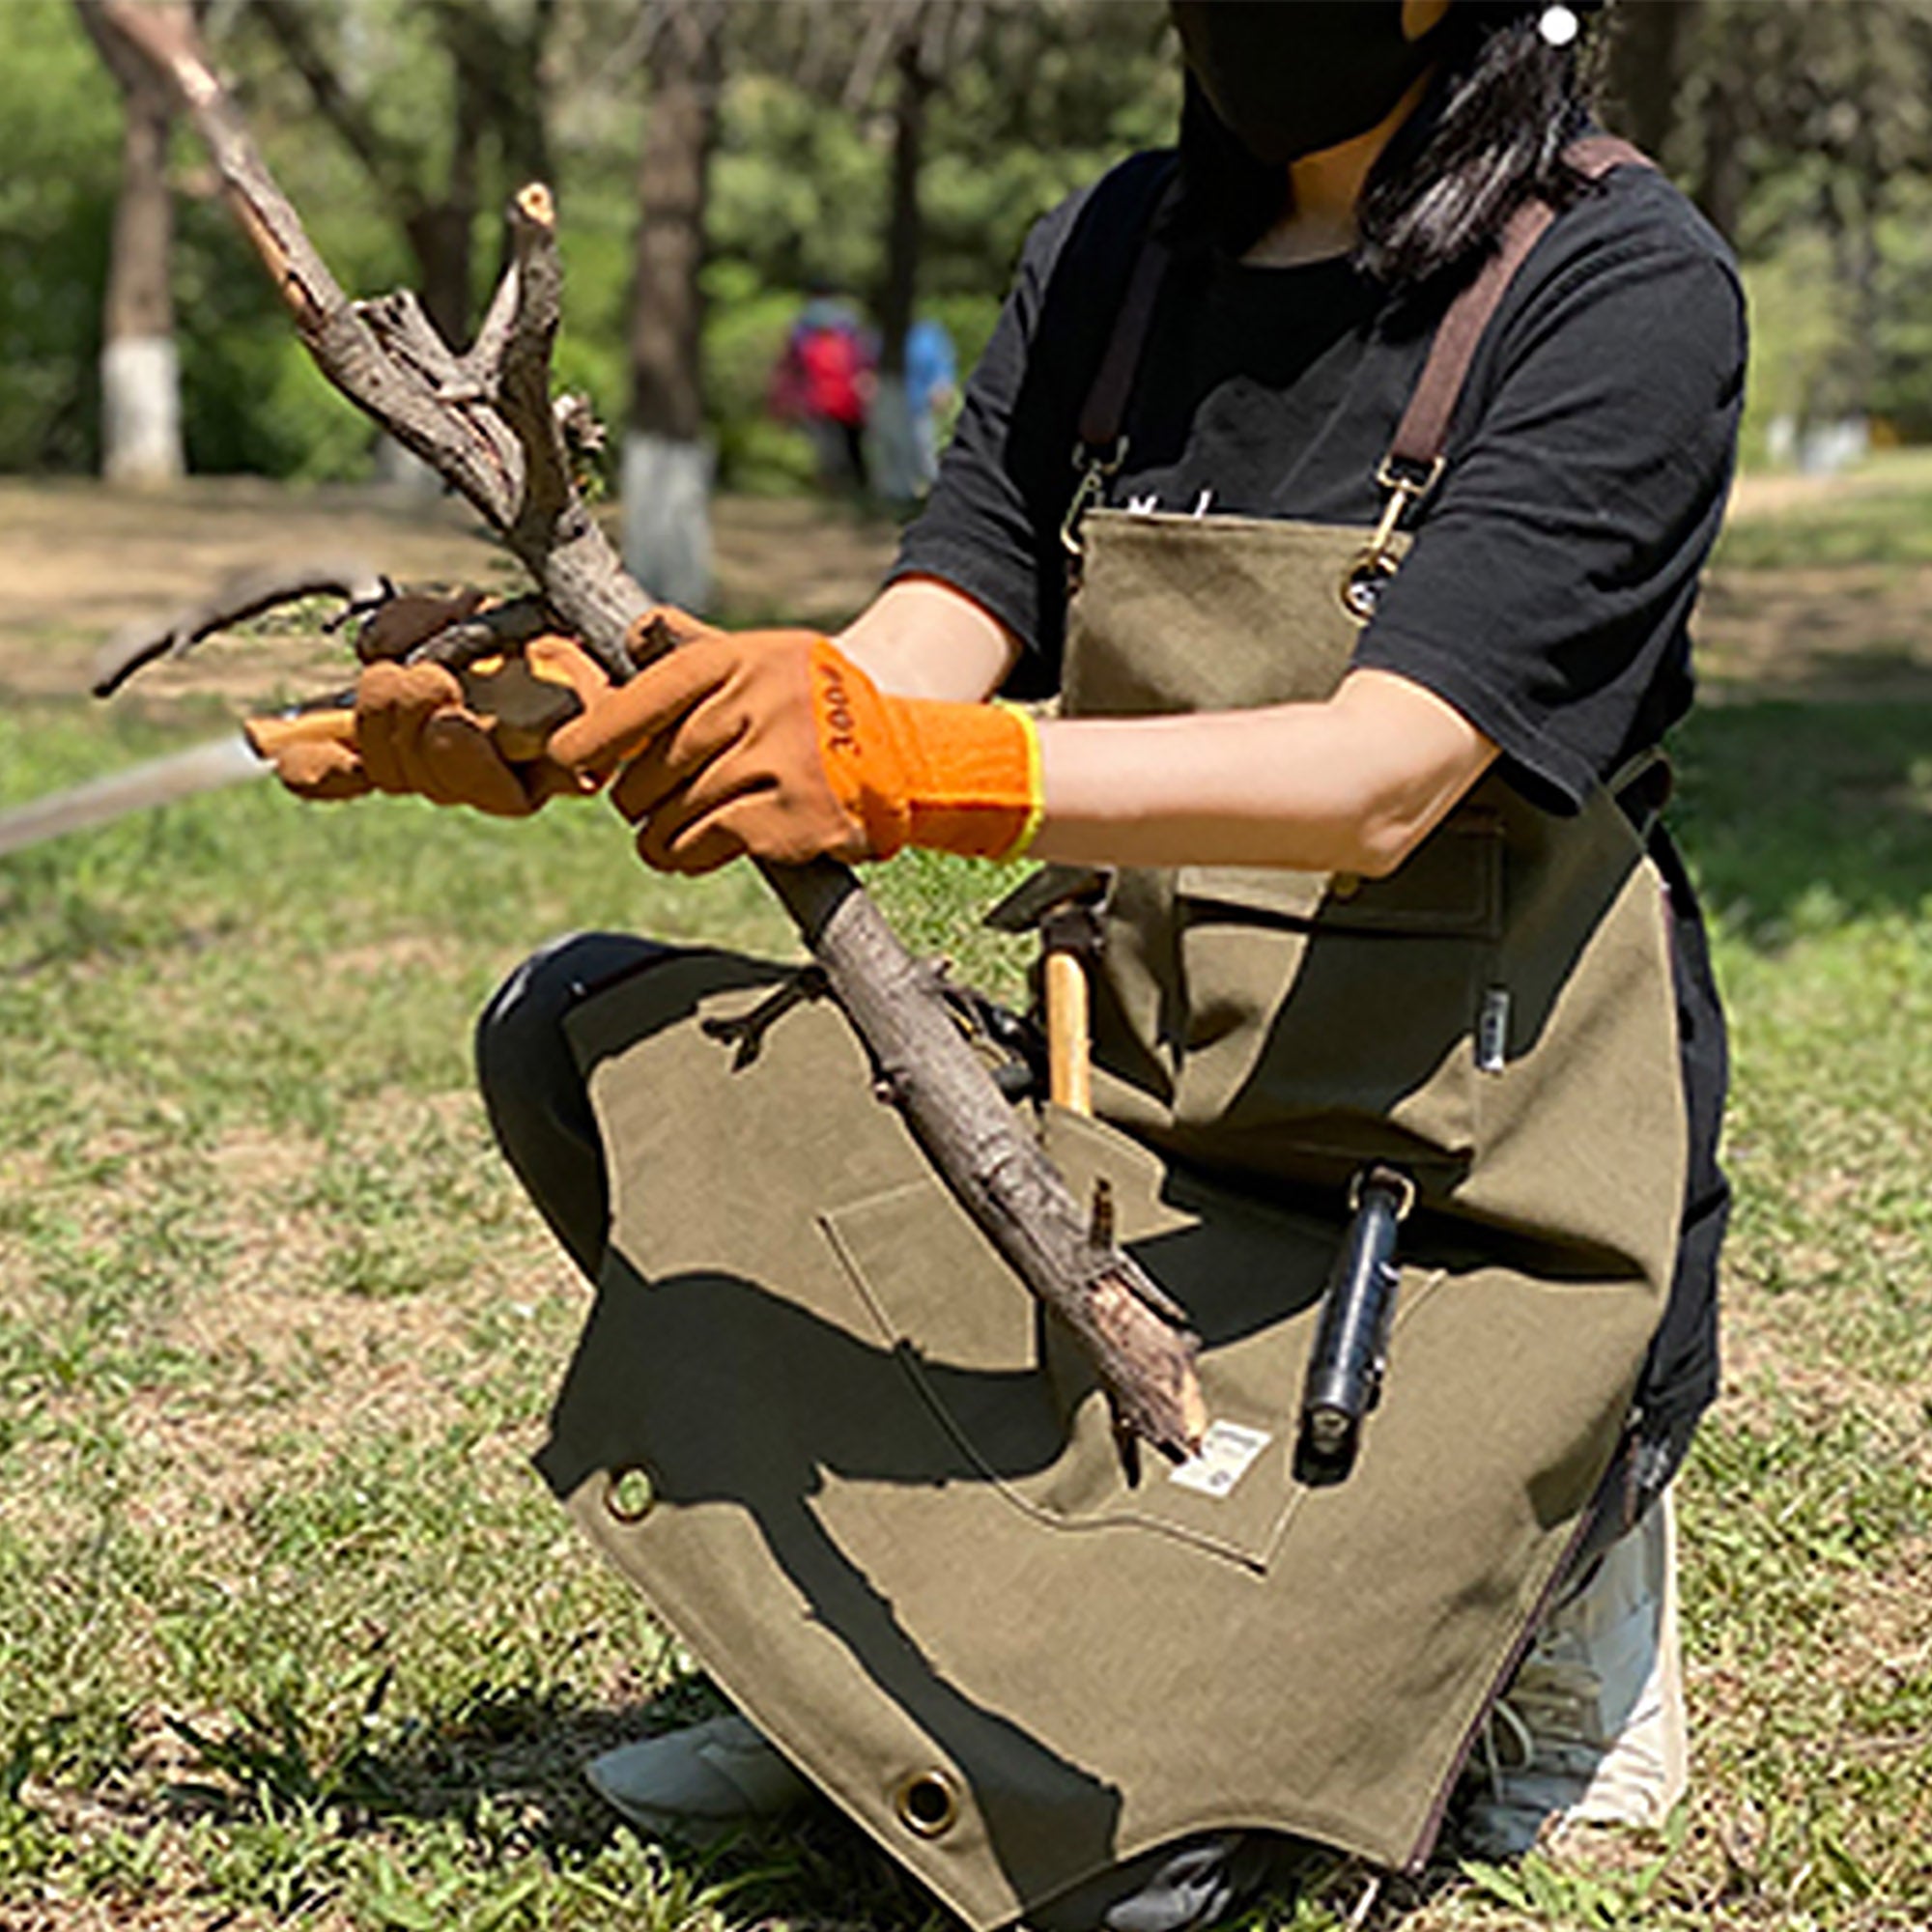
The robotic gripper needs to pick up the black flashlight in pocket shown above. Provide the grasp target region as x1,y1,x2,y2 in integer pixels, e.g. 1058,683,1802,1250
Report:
1296,1164,1414,1482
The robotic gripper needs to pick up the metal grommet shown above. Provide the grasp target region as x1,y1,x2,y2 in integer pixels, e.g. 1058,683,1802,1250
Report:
1329,871,1363,901
604,1464,657,1524
893,1768,962,1838
1339,553,1398,625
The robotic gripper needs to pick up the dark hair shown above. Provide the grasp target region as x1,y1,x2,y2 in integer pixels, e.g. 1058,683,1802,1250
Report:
1175,3,1608,293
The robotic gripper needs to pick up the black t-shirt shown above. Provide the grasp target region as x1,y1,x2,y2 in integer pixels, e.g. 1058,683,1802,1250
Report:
892,147,1746,1478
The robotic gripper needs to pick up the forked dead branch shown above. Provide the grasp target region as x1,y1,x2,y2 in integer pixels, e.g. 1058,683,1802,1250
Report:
93,0,1207,1463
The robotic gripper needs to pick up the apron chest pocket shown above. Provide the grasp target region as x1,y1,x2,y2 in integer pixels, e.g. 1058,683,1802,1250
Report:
1166,811,1504,1181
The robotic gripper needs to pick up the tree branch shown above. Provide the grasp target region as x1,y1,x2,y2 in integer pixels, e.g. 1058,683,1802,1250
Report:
98,0,1207,1463
460,256,522,393
356,288,466,391
91,556,387,696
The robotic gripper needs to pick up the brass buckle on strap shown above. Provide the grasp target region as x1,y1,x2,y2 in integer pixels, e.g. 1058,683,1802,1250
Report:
1060,436,1130,571
1339,454,1446,625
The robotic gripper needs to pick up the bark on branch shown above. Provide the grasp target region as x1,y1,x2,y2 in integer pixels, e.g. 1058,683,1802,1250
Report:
98,0,1206,1462
91,556,388,696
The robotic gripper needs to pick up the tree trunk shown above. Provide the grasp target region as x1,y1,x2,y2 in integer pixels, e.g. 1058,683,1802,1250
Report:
379,196,472,496
77,0,185,487
457,0,558,292
1840,8,1883,431
1602,0,1698,165
1692,0,1770,249
254,0,516,354
1690,52,1749,245
869,21,934,507
403,204,475,356
621,434,713,615
380,201,474,497
624,0,720,613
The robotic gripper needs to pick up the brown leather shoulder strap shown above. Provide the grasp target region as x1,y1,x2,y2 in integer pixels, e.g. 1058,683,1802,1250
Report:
1567,133,1653,176
1076,174,1183,454
1074,137,1657,474
1386,135,1657,475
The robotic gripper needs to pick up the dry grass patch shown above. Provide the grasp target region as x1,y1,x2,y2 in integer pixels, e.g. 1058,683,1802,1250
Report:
1697,563,1932,702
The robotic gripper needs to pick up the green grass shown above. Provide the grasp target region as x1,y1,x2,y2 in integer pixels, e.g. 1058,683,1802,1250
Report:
0,682,1031,1931
1715,450,1932,572
2,479,1930,1927
1716,490,1932,572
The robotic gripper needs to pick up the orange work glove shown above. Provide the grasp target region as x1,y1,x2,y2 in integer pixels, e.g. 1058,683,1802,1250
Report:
244,634,612,817
548,629,1043,875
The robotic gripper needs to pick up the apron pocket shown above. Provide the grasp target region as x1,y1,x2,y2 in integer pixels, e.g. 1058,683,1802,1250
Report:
820,1106,1445,1575
1168,812,1502,1182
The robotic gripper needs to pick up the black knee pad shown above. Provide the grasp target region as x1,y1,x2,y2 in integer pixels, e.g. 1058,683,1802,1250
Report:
475,931,675,1101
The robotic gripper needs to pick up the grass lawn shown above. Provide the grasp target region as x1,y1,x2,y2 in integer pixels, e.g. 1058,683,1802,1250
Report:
1,474,1928,1929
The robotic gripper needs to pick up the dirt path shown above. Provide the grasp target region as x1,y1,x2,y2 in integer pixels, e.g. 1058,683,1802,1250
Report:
1694,560,1932,701
0,478,902,709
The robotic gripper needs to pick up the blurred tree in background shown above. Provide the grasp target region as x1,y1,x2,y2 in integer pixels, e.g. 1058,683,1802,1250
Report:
72,0,199,488
250,0,559,351
625,0,723,608
7,0,1931,497
1,3,125,473
1608,0,1932,463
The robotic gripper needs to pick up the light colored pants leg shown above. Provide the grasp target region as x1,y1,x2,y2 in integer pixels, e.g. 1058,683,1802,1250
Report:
1463,1490,1689,1856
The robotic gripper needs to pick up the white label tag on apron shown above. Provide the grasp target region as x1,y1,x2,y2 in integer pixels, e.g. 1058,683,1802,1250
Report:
1476,986,1512,1074
1168,1421,1272,1500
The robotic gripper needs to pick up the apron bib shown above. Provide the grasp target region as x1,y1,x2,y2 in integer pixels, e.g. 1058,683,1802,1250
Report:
538,141,1687,1930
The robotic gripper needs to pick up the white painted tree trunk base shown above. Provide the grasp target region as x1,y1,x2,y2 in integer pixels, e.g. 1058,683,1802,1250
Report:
867,375,923,507
622,432,714,615
374,436,444,498
101,335,184,488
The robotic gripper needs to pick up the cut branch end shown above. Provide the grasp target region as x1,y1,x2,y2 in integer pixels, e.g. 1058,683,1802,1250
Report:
514,183,556,230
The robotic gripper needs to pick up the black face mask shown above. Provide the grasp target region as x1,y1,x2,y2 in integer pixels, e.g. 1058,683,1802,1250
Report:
1170,1,1448,167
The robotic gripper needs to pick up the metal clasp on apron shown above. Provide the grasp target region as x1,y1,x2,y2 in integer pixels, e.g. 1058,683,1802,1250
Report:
700,964,830,1070
1340,454,1445,625
1061,436,1128,583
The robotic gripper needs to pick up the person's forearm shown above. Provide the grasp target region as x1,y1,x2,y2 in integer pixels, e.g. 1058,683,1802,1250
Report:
1027,670,1497,877
836,575,1019,700
828,585,1495,876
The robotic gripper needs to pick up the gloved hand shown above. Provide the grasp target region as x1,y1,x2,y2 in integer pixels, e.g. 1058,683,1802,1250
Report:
245,633,612,817
548,629,1042,874
356,634,613,815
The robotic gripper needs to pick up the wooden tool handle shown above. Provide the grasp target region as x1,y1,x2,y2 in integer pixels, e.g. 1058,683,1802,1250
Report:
243,708,356,759
1044,948,1093,1117
242,655,583,766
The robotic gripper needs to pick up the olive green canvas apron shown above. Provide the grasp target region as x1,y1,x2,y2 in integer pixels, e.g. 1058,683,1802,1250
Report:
538,144,1686,1930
